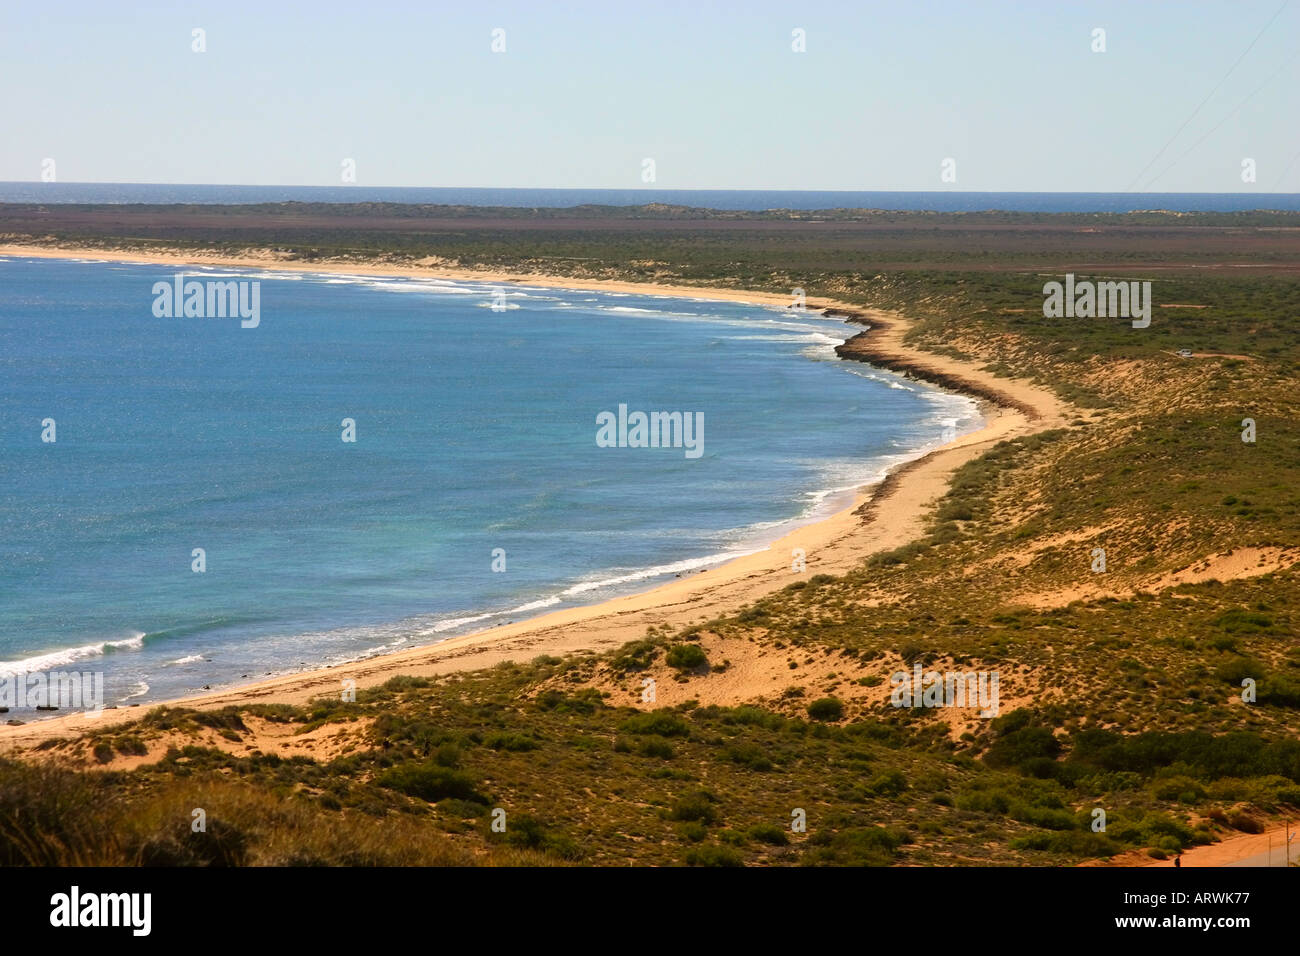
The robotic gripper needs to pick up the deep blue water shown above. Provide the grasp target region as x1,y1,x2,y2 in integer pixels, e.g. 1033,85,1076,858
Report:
0,257,979,708
0,183,1296,212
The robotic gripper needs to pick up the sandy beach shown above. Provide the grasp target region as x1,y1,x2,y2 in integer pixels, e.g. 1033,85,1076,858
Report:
0,242,1070,749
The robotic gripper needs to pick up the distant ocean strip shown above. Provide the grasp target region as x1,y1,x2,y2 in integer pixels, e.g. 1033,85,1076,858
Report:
1,183,1297,212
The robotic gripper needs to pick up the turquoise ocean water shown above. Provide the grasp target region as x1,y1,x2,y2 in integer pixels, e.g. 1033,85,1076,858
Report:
0,256,980,708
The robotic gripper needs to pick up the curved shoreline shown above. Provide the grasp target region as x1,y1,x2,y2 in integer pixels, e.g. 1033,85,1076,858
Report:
0,243,1071,748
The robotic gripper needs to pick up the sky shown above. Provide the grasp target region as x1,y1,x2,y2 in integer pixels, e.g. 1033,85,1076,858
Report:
2,0,1297,192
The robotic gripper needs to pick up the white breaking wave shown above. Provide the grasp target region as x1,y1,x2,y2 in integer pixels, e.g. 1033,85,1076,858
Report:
361,280,475,294
508,595,563,614
165,654,205,666
560,550,759,596
0,632,145,677
428,611,499,633
416,549,764,639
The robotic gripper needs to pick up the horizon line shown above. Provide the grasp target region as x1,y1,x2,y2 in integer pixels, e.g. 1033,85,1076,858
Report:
4,181,1297,197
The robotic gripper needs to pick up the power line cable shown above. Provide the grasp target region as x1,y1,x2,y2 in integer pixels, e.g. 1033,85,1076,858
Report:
1140,53,1295,189
1270,145,1300,189
1125,0,1290,191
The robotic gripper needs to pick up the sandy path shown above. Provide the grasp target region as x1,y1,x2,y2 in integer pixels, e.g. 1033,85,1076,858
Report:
0,243,1069,749
1136,824,1299,867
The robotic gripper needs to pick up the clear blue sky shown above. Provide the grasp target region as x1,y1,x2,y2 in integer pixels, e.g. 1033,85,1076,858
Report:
2,0,1296,191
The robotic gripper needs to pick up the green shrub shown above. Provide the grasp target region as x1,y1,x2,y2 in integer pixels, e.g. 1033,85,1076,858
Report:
937,501,975,521
1010,803,1076,830
620,711,692,737
379,675,430,693
685,845,744,867
957,790,1010,814
1150,775,1206,803
535,688,602,714
748,822,790,846
136,816,249,867
115,736,148,757
677,821,707,842
666,644,708,671
802,826,907,866
376,764,485,804
866,770,908,797
1227,811,1264,833
438,798,489,819
984,717,1061,771
668,790,718,825
193,708,248,732
807,697,844,721
716,705,786,730
611,640,659,672
1216,657,1265,685
1009,831,1119,857
639,738,675,759
725,743,774,771
1212,609,1274,634
497,814,582,860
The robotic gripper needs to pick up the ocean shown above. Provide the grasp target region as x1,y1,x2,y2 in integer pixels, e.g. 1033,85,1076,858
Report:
1,183,1297,212
0,256,980,709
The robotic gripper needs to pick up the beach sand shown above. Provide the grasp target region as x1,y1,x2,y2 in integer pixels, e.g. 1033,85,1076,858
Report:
0,242,1071,749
